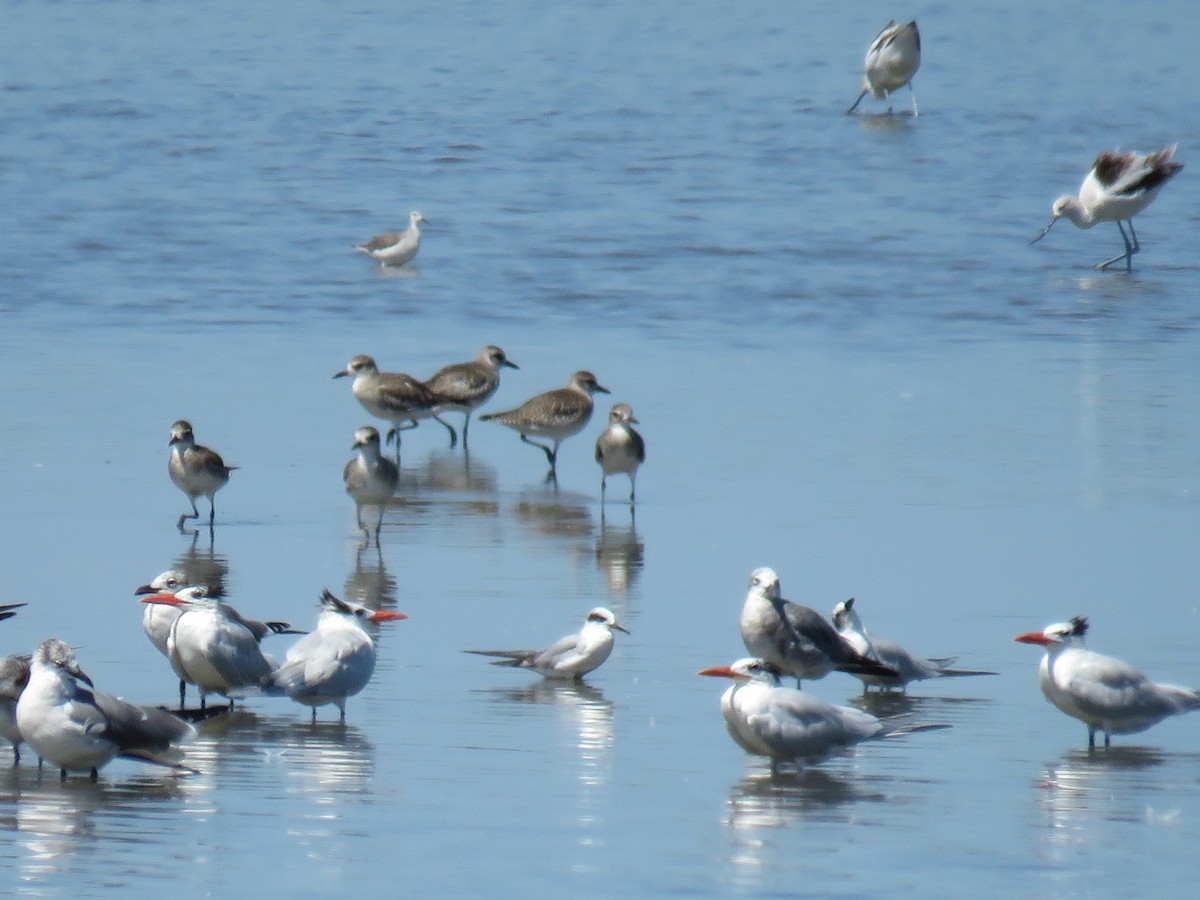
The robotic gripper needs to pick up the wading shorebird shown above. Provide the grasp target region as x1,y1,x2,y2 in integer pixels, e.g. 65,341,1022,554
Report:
353,210,427,267
846,19,921,116
1030,145,1183,271
424,345,519,449
481,370,609,478
168,420,237,531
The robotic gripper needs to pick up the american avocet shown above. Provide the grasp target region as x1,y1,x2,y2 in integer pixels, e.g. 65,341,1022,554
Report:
1031,145,1183,271
353,210,426,267
846,20,921,117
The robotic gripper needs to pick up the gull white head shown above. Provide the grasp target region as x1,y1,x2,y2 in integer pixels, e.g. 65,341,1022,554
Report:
747,567,782,601
409,210,427,228
319,589,408,624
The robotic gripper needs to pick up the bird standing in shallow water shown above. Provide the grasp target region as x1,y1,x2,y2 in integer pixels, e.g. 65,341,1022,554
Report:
1030,145,1183,271
353,210,427,267
334,354,446,457
1015,616,1200,749
481,370,609,479
831,597,996,694
466,607,629,680
263,590,407,722
168,420,236,531
16,639,195,780
343,426,399,544
846,20,921,116
698,658,939,772
424,345,519,450
595,402,645,505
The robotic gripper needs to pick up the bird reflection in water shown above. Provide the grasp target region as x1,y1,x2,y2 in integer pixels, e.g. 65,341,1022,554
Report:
595,507,643,596
514,485,594,547
412,449,499,495
171,526,231,599
180,711,376,799
344,541,398,614
1036,745,1186,856
10,774,184,881
491,680,614,790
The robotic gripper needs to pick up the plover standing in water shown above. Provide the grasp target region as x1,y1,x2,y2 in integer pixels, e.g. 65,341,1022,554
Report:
353,210,427,267
846,20,921,116
424,345,519,449
343,426,400,543
595,402,645,504
480,370,609,477
334,354,445,456
1030,145,1183,271
168,420,237,531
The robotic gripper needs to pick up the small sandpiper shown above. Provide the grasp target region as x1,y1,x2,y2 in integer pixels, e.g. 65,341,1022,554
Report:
168,420,237,530
334,354,445,456
424,345,519,450
595,402,645,505
481,370,609,477
353,210,426,267
343,426,400,543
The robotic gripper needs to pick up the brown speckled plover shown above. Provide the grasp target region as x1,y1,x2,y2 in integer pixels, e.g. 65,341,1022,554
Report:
334,354,444,456
481,370,609,477
168,420,237,531
424,345,519,450
343,426,400,543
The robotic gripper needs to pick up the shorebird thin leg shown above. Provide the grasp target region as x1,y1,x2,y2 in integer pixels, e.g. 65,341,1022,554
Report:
460,412,472,449
600,476,607,503
519,433,557,469
208,498,217,527
432,415,458,449
178,498,200,530
179,679,187,709
909,83,918,117
1098,221,1135,271
846,89,868,114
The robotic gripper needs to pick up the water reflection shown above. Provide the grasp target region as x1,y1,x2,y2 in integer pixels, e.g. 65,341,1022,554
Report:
171,527,231,597
514,486,594,543
3,769,185,886
412,449,499,495
343,542,397,613
1035,746,1191,858
595,508,644,596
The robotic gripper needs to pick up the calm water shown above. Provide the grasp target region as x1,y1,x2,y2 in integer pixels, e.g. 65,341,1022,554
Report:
2,0,1199,895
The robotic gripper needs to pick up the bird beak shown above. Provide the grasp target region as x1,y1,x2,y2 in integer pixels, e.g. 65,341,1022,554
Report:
333,369,350,379
73,665,95,688
1014,631,1053,645
369,609,408,622
697,665,737,679
1029,217,1057,245
133,584,156,596
612,622,630,634
140,593,185,607
503,360,520,370
596,383,611,394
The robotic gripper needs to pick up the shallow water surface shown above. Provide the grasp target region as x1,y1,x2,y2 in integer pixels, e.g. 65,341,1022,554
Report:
1,0,1199,896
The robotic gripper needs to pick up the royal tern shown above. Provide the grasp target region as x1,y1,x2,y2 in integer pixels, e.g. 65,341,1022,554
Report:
466,607,629,680
424,345,519,449
342,426,399,543
134,572,300,708
595,402,645,505
262,590,407,722
1030,145,1183,271
1015,616,1200,748
140,586,277,710
353,210,427,267
168,420,237,531
481,370,609,477
699,657,932,771
334,354,444,454
831,597,997,693
739,567,898,687
15,639,195,780
846,20,921,116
